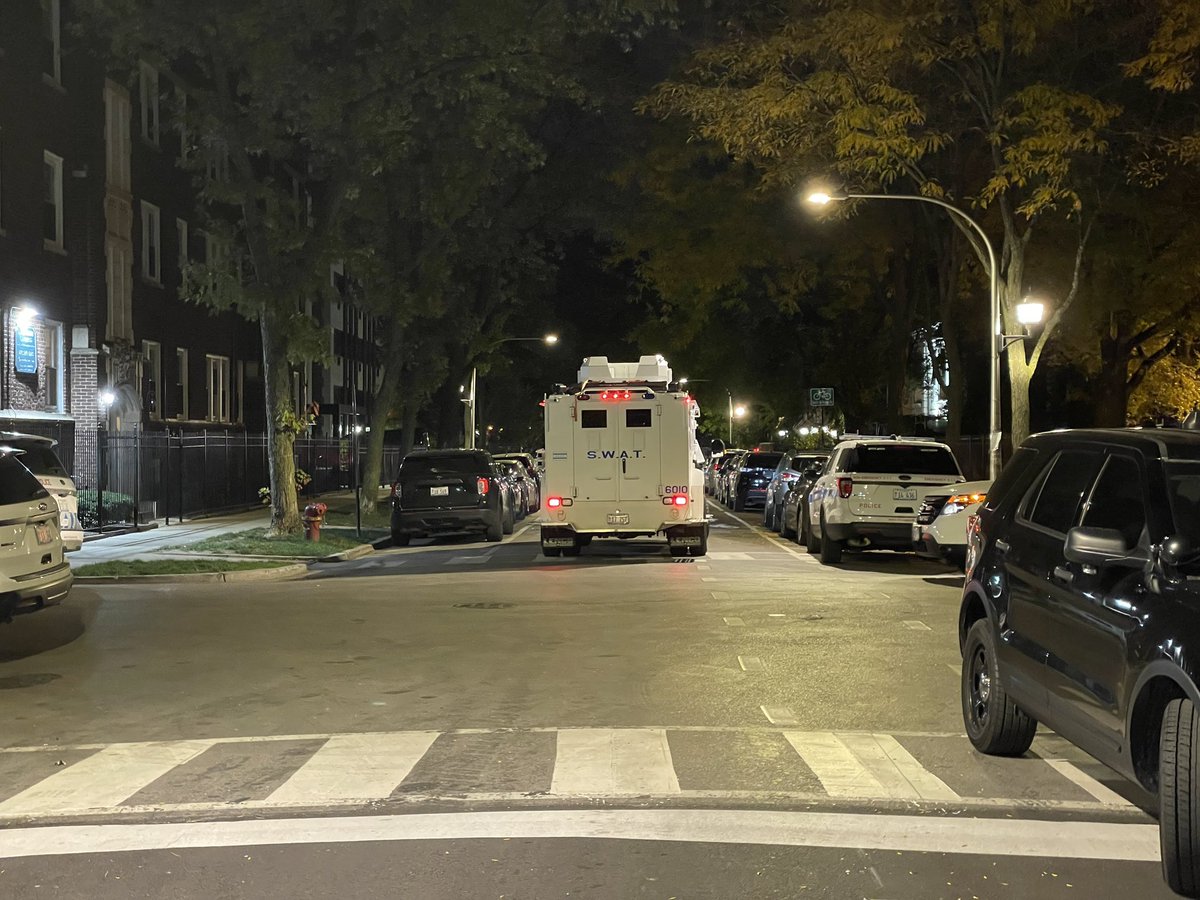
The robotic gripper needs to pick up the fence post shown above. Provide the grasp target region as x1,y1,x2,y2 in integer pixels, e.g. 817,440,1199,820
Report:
133,425,141,527
202,430,209,513
178,430,185,522
163,429,171,526
96,425,106,531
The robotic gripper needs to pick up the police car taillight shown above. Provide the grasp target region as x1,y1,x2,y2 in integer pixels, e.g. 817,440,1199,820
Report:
837,477,853,499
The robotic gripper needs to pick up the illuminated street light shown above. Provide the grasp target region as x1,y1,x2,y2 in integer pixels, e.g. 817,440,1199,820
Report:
1016,299,1045,326
99,389,116,408
806,187,1001,478
777,429,788,438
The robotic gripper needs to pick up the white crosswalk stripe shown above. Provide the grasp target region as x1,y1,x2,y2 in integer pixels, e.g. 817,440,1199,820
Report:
268,733,438,803
783,732,959,801
551,728,681,795
0,740,213,815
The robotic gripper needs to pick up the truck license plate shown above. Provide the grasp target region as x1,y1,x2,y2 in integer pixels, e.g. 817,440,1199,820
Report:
607,513,630,525
893,488,917,501
430,486,449,496
675,535,701,545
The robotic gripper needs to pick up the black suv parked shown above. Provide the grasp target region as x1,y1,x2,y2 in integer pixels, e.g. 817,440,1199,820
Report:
729,451,784,511
391,450,514,546
958,428,1200,896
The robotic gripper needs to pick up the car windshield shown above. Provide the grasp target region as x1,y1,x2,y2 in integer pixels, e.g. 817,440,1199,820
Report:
399,455,488,478
0,445,69,477
0,454,50,505
1166,461,1200,551
843,444,961,475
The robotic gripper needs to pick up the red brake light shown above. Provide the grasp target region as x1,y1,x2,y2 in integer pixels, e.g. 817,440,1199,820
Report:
672,495,688,506
547,496,563,509
837,477,853,499
477,477,490,495
781,472,794,481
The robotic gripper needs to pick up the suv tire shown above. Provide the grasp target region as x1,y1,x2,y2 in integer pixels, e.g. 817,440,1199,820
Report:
391,533,411,547
733,490,746,512
818,514,843,564
804,508,820,553
1161,698,1200,896
780,508,797,539
485,517,503,543
961,619,1037,756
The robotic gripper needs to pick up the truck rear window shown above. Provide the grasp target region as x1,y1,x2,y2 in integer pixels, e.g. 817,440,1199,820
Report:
842,445,960,475
581,410,607,429
626,409,652,428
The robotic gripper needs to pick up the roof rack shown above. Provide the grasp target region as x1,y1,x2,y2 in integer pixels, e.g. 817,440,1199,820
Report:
836,434,943,443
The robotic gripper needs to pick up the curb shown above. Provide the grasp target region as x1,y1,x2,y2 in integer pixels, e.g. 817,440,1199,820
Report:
316,543,376,563
74,562,310,585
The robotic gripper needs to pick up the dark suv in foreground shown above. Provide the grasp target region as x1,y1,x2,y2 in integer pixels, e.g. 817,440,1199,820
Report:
958,428,1200,896
391,450,514,545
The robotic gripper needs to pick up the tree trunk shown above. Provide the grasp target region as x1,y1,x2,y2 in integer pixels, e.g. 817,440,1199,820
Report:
359,364,402,515
401,404,419,453
261,311,302,535
1006,351,1033,454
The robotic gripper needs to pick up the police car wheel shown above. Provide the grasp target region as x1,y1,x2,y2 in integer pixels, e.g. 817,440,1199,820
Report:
818,514,843,564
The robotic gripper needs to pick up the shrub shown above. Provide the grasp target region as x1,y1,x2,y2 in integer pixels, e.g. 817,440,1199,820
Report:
258,468,313,506
77,490,135,528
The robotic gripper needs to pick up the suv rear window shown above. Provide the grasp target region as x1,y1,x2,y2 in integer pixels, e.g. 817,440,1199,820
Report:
0,445,69,477
743,453,783,469
399,454,489,478
841,444,960,475
0,455,50,505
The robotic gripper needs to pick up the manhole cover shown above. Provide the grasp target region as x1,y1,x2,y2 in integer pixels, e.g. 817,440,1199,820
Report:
0,673,61,690
453,602,513,609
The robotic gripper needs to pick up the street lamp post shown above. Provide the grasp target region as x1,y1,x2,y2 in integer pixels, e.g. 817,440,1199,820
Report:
808,190,1002,479
727,392,747,445
463,334,558,449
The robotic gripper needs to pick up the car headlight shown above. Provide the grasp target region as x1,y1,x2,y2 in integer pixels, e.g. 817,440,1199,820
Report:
941,492,986,516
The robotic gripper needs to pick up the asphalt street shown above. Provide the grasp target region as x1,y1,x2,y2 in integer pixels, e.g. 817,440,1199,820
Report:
0,500,1176,899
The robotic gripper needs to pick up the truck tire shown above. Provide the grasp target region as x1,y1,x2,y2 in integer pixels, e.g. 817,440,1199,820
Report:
961,619,1037,756
694,529,708,556
1161,698,1200,896
818,514,843,564
485,516,503,543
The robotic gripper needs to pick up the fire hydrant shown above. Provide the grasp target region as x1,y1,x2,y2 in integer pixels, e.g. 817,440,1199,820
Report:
303,502,328,542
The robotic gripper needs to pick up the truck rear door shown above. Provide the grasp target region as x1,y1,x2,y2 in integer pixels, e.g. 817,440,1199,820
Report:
618,403,660,501
574,406,618,501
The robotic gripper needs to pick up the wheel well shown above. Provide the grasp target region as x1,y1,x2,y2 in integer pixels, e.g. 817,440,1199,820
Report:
1129,676,1187,793
958,591,988,652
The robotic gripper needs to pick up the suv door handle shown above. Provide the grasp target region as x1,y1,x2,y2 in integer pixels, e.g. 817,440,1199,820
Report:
1053,565,1075,585
995,539,1011,554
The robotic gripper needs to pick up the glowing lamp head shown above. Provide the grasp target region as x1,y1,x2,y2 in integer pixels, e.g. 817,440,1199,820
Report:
807,192,833,205
1016,300,1045,326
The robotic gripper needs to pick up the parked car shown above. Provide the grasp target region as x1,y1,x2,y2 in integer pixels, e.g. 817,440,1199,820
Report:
729,451,784,511
497,459,538,516
494,453,541,508
0,452,72,623
764,452,830,531
391,450,515,545
957,428,1200,897
779,458,831,541
715,451,746,505
0,432,83,551
912,479,991,569
806,436,964,563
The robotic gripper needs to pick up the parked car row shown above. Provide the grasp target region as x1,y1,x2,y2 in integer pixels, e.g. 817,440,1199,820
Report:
390,448,541,546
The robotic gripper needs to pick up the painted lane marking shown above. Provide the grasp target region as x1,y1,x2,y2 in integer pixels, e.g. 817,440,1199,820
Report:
0,741,212,815
738,656,766,673
267,733,439,803
723,617,746,627
700,577,719,582
550,729,680,795
767,613,786,618
784,732,958,802
902,620,932,631
784,732,884,798
711,591,731,601
0,809,1159,861
760,706,799,726
946,663,960,674
1033,754,1135,808
705,552,755,561
447,549,499,565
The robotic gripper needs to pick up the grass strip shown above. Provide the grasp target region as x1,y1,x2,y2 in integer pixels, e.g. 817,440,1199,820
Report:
75,559,293,577
170,528,365,557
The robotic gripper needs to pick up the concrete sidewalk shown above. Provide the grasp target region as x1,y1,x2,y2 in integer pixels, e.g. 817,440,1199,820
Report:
71,508,272,564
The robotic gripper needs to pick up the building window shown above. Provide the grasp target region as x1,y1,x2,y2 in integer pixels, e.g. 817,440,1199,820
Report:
176,348,189,419
104,83,132,192
206,354,230,422
44,320,64,413
205,140,229,183
42,151,63,251
176,218,188,273
142,340,161,420
41,0,61,85
140,201,161,283
139,63,159,146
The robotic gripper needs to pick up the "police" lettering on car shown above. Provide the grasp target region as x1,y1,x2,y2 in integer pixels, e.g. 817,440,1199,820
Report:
586,450,645,459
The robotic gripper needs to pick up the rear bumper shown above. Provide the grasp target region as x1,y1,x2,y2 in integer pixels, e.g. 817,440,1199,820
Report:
392,507,499,536
736,487,769,507
913,525,967,565
824,520,912,549
2,562,73,620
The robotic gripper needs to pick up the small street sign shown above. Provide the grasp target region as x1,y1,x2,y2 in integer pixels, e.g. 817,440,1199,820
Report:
810,387,834,407
13,328,37,375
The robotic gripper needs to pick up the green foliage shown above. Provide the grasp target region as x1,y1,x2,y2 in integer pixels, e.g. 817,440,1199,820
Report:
257,468,312,506
77,490,136,529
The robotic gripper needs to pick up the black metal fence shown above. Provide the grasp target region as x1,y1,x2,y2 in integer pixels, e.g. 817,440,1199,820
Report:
90,429,403,528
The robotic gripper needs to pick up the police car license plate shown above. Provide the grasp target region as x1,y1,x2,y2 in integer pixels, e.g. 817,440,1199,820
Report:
430,486,449,496
893,488,917,501
607,513,630,525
